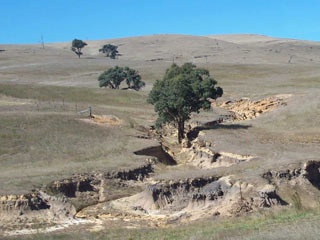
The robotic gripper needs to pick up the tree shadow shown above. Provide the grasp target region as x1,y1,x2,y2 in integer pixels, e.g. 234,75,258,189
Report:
187,123,252,141
207,124,252,130
134,145,177,165
83,56,97,59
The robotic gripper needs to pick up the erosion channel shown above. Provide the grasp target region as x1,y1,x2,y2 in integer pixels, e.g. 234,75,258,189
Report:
2,97,320,236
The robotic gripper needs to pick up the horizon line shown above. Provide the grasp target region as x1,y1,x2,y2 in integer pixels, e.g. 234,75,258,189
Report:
1,33,319,45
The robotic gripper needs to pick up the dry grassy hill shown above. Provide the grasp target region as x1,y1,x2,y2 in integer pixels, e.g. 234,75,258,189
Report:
44,33,320,64
1,34,320,239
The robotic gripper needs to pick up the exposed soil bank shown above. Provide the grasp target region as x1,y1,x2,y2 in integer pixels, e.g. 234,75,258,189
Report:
262,160,320,188
140,176,288,215
3,156,320,236
0,161,155,235
0,191,76,235
46,161,155,210
77,175,289,228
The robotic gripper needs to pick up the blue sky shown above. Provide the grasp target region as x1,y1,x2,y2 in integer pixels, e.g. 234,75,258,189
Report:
1,0,320,44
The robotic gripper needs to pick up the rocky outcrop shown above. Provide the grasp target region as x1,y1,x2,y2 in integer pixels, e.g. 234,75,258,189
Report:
218,94,292,120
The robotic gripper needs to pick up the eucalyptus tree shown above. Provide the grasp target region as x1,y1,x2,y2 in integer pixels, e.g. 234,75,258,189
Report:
148,63,223,143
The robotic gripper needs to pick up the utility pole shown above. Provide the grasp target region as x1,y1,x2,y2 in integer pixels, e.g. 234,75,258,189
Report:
288,55,293,64
41,35,45,49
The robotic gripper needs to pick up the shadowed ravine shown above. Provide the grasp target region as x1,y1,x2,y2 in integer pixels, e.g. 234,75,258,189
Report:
134,145,177,165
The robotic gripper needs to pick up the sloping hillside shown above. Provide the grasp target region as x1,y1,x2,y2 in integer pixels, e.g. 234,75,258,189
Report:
42,34,320,64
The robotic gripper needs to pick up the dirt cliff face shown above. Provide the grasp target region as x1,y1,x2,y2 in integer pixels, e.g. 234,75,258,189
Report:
46,161,155,210
76,173,291,228
145,176,221,210
0,191,76,234
47,162,154,198
0,192,49,213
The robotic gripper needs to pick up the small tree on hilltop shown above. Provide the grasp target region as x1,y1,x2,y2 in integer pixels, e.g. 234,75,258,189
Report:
98,66,145,91
147,63,223,143
124,67,145,91
99,44,119,59
71,39,87,58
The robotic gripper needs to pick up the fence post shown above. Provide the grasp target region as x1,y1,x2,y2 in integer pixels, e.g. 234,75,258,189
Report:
89,107,92,117
79,107,92,118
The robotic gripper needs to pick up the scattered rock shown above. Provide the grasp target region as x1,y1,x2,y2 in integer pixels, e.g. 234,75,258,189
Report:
218,94,292,121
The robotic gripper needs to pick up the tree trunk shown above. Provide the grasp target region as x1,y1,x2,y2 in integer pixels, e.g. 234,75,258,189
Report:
77,48,81,58
177,120,185,144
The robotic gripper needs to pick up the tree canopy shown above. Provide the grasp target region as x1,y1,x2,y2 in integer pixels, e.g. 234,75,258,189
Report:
124,67,145,90
98,66,145,90
147,63,223,143
71,39,87,58
99,44,119,59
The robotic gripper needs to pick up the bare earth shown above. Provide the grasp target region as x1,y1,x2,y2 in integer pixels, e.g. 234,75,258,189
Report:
0,34,320,239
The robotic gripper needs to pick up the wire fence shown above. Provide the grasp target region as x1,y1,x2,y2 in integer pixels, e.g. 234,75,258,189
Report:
31,99,92,117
